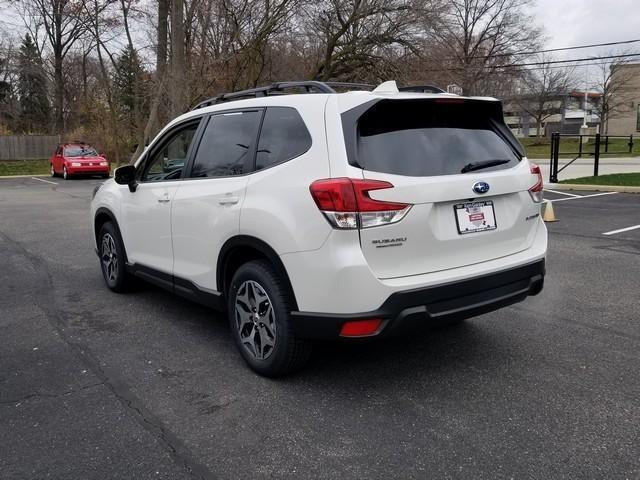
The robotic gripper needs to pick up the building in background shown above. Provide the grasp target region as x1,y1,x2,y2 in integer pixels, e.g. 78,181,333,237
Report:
606,63,640,135
503,91,602,138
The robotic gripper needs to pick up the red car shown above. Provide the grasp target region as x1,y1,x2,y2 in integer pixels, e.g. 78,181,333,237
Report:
50,143,110,180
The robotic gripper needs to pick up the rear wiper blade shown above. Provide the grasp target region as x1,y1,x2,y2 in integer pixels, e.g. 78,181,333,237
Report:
461,159,510,173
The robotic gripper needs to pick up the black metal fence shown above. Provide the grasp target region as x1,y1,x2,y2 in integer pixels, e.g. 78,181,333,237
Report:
549,133,634,183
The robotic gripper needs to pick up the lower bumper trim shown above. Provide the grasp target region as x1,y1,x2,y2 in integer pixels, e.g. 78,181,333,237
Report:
291,259,545,339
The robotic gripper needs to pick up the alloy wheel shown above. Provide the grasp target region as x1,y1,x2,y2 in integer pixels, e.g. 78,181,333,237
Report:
101,233,118,284
234,280,276,360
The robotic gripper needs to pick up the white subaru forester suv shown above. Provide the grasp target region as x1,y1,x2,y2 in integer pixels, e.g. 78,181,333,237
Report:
91,81,547,376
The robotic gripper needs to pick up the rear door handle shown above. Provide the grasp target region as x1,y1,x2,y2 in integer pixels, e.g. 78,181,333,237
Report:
218,195,239,206
158,193,170,204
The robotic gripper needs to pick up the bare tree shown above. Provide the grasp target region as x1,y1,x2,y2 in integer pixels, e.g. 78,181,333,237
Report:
133,0,168,161
304,0,419,82
426,0,542,96
170,0,187,116
14,0,92,133
516,59,574,137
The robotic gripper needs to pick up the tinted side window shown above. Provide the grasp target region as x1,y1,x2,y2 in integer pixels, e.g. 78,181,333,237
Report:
190,111,261,178
256,107,311,170
140,123,199,182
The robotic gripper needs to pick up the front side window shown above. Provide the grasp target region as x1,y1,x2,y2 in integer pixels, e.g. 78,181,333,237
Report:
141,123,199,182
190,110,261,178
256,107,311,170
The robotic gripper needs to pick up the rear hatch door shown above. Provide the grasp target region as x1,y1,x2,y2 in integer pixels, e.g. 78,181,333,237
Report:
344,97,540,279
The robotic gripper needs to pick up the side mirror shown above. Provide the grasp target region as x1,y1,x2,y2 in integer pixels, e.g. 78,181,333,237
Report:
114,165,138,192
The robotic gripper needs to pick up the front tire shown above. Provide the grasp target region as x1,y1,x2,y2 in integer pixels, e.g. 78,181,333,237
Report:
50,164,56,177
98,222,130,292
228,260,311,377
63,166,70,180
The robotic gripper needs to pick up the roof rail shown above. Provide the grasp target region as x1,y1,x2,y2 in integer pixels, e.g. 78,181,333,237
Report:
399,85,446,94
192,81,343,110
191,81,444,110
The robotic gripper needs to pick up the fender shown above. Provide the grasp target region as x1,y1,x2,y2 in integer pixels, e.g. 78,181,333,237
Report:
94,207,129,263
217,235,298,309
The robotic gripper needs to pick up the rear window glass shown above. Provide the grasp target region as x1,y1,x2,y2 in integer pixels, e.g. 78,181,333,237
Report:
256,107,311,170
354,100,520,177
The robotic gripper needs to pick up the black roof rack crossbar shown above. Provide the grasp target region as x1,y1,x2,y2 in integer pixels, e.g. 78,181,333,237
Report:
399,85,446,94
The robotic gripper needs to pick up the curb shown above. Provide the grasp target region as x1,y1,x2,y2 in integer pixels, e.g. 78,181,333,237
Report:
547,183,640,193
0,174,50,179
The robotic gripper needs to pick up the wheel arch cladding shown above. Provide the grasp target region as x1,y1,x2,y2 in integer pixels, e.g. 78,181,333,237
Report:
94,208,128,262
218,236,298,310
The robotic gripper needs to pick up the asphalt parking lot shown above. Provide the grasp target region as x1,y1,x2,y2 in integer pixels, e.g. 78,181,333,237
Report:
1,176,639,479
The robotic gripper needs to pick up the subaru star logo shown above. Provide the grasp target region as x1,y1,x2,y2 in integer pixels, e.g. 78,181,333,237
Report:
473,182,490,194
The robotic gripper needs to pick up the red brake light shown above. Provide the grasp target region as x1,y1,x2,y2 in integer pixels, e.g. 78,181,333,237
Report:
529,163,544,203
310,178,412,229
309,178,408,212
433,98,466,104
529,164,543,192
309,178,357,212
339,318,383,337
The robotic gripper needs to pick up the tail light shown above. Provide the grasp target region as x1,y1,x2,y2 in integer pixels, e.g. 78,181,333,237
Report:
339,318,383,337
529,164,544,203
309,178,411,229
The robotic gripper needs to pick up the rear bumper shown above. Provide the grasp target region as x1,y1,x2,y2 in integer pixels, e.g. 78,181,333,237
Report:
291,259,545,339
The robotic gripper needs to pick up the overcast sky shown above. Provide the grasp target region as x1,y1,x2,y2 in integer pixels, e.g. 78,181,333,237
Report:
533,0,640,52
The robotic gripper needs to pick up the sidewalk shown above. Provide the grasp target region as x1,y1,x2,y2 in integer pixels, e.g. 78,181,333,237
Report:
534,156,640,182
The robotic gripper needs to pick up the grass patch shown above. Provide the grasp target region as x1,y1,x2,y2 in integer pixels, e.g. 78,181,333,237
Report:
520,137,639,159
0,159,50,176
559,172,640,186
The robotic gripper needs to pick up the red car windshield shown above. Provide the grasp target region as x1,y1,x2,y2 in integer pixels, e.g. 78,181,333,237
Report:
65,146,98,157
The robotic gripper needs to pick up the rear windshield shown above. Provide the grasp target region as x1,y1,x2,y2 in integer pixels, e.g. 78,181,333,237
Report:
353,100,520,177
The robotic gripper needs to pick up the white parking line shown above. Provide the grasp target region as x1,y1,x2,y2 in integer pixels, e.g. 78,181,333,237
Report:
31,177,58,185
548,191,618,202
544,189,580,197
602,224,640,236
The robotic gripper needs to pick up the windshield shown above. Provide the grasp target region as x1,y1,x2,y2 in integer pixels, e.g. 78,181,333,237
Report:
352,99,521,177
65,146,98,157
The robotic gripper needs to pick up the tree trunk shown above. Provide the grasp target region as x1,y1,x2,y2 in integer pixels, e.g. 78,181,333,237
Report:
170,0,187,116
133,0,169,161
54,51,64,133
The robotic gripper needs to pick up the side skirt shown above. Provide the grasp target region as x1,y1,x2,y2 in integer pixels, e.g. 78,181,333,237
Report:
125,263,224,311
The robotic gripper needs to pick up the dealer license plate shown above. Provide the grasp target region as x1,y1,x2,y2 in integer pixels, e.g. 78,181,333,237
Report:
454,201,497,235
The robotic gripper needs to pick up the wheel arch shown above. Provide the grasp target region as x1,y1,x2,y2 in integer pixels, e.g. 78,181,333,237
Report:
217,236,298,310
94,207,128,263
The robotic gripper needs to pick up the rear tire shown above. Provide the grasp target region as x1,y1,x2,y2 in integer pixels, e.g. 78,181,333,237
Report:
50,164,56,177
98,221,131,293
228,260,311,377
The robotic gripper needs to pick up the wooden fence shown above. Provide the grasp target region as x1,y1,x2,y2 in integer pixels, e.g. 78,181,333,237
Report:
0,135,59,160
